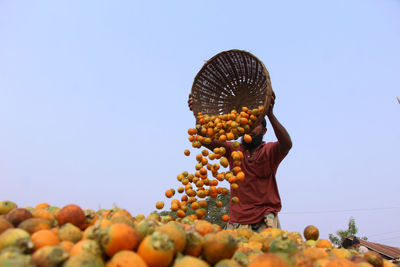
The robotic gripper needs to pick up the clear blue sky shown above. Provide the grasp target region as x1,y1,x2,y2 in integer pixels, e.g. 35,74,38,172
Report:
1,1,399,246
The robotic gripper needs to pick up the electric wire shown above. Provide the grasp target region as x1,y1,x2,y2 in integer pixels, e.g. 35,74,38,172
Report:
281,206,400,215
373,236,400,242
366,230,400,238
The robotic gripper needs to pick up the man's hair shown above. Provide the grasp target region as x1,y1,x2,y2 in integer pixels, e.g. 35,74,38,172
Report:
261,117,267,129
341,238,353,249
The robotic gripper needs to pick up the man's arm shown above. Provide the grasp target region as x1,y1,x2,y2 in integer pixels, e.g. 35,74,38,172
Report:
267,92,292,156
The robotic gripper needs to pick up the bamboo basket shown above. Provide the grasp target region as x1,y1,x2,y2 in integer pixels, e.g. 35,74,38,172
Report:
190,49,273,128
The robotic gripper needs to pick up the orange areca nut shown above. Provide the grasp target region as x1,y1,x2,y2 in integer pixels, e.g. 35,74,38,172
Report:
199,200,208,208
216,173,225,181
316,239,332,249
231,152,241,161
220,157,229,168
170,203,179,212
155,201,164,210
219,135,227,142
209,179,218,186
221,214,230,222
31,229,60,251
58,223,83,243
171,199,180,205
195,163,203,170
56,204,86,230
32,246,69,267
18,218,52,234
107,250,147,267
176,209,186,218
57,241,74,252
236,172,245,181
221,188,230,195
191,220,215,236
69,239,102,257
196,154,203,162
303,225,319,241
201,149,209,156
232,166,241,174
183,231,204,257
177,174,184,181
185,184,193,190
215,201,223,208
165,189,174,198
155,223,187,253
251,108,260,116
248,253,289,267
101,223,141,257
228,176,237,184
231,183,239,190
199,168,207,176
191,202,200,210
188,128,197,135
202,231,237,264
137,232,174,267
35,203,50,210
180,204,188,212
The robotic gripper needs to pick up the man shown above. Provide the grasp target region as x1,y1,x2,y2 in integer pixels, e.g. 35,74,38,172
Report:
351,237,369,254
188,91,292,232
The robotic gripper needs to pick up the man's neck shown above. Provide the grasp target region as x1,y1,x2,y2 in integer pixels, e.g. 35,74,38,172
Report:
247,142,264,154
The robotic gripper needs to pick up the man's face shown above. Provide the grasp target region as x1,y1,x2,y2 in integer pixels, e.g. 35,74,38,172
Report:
249,124,265,136
241,124,266,149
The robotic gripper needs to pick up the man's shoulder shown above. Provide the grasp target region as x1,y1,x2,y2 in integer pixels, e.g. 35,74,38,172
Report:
262,141,279,150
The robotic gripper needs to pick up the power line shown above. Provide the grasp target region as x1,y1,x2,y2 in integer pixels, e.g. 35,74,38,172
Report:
366,230,400,238
281,206,400,215
374,236,400,242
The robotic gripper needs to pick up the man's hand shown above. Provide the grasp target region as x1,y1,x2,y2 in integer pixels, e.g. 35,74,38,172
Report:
266,90,275,118
188,93,194,111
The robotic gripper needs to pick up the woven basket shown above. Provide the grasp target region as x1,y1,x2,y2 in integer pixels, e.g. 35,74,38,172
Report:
191,49,273,126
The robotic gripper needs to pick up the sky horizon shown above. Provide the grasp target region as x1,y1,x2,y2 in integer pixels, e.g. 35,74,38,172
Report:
1,1,399,246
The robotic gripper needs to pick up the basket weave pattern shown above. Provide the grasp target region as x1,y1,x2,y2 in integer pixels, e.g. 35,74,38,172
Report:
191,49,273,120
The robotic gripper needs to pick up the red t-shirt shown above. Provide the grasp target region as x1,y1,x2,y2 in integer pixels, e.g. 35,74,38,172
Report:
225,141,286,224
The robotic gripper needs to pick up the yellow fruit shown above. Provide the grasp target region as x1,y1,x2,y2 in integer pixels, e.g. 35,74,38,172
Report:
303,225,319,240
155,201,164,210
0,201,17,215
220,157,229,168
243,134,252,143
